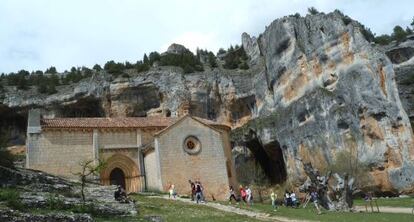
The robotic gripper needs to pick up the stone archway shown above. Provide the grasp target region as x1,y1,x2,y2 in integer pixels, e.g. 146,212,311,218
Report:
101,154,141,193
109,167,126,189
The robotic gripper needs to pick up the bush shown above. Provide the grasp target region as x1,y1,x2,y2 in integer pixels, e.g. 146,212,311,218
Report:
104,60,125,76
374,34,392,45
93,64,102,71
0,188,24,211
46,194,66,210
223,46,249,70
45,66,57,74
158,49,204,73
308,7,319,15
393,25,408,43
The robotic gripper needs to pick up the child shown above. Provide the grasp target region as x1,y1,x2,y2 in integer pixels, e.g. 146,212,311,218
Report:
169,184,177,199
229,186,238,204
240,185,247,204
270,190,278,211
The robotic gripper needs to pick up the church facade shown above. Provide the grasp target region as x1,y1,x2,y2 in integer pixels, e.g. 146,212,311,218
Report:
26,109,237,200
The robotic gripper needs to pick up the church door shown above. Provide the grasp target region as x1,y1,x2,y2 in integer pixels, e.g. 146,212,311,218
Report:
109,167,126,189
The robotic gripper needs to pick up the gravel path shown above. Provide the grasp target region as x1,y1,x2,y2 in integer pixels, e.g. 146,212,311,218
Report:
354,206,413,214
157,196,314,222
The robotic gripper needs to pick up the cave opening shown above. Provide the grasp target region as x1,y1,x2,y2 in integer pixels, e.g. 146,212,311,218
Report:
245,138,287,185
57,97,104,117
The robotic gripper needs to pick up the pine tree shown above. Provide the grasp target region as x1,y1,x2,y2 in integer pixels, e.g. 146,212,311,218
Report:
143,53,149,65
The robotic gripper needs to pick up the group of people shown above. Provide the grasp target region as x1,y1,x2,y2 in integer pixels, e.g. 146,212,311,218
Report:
228,185,253,206
284,191,299,207
189,180,206,203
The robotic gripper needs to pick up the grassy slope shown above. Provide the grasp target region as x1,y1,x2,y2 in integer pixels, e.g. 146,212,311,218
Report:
240,202,414,222
354,197,414,208
97,194,261,222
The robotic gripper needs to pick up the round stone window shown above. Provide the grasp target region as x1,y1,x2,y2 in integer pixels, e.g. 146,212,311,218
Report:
183,136,201,154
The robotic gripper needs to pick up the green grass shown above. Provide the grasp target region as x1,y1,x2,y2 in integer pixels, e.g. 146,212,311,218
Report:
128,194,260,222
354,197,414,208
228,201,414,222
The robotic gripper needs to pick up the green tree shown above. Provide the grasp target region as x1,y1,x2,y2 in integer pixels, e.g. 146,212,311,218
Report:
374,34,392,45
92,64,102,71
73,159,106,204
308,7,319,15
149,52,161,65
393,25,407,43
104,60,125,76
411,17,414,28
45,66,57,74
208,52,218,68
143,53,149,65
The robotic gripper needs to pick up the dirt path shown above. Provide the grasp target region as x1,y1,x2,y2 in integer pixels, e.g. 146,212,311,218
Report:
354,206,413,214
156,195,314,222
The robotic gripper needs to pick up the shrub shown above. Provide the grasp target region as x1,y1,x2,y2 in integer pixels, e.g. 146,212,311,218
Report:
45,66,57,74
93,64,102,71
159,49,204,73
46,194,66,210
223,46,249,70
308,7,319,15
393,25,408,43
0,188,24,210
104,60,125,76
374,34,392,45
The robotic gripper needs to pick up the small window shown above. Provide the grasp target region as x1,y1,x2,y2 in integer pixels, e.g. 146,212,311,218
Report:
183,136,201,154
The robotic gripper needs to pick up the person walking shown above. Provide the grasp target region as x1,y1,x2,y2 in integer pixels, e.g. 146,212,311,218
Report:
246,186,253,206
310,189,322,215
240,185,247,204
195,181,203,204
169,184,177,199
189,180,195,201
228,185,238,204
270,190,278,211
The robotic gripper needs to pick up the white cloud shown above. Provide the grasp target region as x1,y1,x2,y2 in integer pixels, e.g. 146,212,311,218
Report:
0,0,413,73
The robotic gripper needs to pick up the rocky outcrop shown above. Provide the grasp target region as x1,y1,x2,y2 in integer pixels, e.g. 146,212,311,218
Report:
0,166,137,216
1,11,414,194
381,38,414,129
0,209,93,222
233,12,414,194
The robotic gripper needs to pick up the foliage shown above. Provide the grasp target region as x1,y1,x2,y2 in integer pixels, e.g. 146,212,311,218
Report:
7,70,29,90
153,49,204,73
0,188,24,210
223,45,249,70
46,194,66,210
393,25,408,43
0,131,14,168
104,60,125,76
45,66,57,74
93,64,102,71
73,159,106,204
374,34,393,45
307,7,319,15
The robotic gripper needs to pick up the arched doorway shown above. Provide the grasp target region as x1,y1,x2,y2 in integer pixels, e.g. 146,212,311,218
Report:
100,154,141,193
109,167,126,189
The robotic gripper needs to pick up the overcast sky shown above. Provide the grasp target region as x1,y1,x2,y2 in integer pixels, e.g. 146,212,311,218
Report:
1,0,413,73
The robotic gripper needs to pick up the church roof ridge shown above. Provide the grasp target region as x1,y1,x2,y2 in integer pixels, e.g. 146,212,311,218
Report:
41,116,177,129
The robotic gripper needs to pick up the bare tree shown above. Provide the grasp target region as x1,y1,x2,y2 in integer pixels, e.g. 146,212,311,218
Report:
73,159,106,204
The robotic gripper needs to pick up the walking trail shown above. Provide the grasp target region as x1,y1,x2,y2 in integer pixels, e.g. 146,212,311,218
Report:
156,195,314,222
354,206,413,214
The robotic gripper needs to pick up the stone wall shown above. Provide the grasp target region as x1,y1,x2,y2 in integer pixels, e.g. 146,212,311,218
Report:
143,149,161,191
156,117,235,200
27,130,94,178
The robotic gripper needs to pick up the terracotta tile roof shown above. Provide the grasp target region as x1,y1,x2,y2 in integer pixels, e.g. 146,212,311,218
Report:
41,117,177,129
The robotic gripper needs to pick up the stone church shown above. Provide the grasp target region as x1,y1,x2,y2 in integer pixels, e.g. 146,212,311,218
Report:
26,109,237,200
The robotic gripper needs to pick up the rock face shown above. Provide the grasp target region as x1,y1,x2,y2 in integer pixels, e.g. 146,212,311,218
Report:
381,38,414,128
235,12,414,193
1,11,414,194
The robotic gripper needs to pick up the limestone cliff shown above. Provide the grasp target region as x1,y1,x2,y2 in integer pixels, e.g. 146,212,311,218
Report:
1,11,414,194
